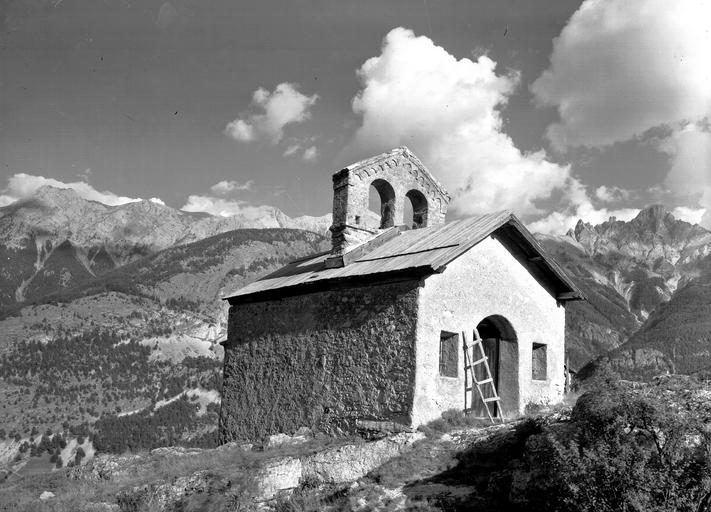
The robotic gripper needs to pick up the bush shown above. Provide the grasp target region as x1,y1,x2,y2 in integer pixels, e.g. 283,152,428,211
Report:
520,382,711,512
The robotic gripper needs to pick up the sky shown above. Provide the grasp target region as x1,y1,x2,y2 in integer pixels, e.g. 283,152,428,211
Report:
1,0,710,232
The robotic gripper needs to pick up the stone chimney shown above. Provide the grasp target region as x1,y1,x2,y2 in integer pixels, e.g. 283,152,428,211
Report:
329,147,451,256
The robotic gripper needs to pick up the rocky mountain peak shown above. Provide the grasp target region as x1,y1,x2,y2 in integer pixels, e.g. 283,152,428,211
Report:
28,185,89,209
629,204,675,234
570,204,710,253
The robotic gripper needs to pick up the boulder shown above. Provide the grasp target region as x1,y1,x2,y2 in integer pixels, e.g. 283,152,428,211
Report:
253,457,303,501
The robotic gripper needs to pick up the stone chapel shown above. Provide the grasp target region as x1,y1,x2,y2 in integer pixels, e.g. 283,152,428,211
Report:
219,147,583,441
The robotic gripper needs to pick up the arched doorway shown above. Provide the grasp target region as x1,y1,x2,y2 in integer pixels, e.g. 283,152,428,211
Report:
368,179,396,229
470,315,518,418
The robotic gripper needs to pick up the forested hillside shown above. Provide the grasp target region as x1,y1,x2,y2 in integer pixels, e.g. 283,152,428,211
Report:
0,227,329,458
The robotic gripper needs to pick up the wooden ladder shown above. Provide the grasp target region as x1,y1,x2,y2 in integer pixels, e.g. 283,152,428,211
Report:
462,328,504,424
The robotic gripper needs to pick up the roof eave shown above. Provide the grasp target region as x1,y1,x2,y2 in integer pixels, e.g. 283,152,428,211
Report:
225,265,434,305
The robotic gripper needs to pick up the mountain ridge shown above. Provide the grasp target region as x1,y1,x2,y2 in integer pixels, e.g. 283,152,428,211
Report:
538,205,711,370
0,186,332,307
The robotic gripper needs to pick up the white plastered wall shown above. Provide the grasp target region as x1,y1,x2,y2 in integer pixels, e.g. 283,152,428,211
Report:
412,235,566,426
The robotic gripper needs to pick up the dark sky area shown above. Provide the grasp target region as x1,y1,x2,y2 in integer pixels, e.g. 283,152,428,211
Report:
1,0,709,230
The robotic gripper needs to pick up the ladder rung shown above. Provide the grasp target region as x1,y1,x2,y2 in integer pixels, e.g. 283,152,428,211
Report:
471,357,488,366
477,378,493,385
483,397,500,403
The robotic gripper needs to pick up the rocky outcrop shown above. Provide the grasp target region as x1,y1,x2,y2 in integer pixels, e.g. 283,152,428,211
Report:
246,432,426,501
81,432,425,510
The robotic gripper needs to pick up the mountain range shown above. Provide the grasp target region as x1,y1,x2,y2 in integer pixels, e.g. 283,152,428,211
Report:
540,206,711,374
0,185,331,307
0,186,710,461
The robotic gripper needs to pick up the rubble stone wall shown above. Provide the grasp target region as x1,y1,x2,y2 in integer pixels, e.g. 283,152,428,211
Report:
219,280,420,442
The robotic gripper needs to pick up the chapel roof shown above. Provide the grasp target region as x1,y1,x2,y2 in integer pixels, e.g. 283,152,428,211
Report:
223,210,584,305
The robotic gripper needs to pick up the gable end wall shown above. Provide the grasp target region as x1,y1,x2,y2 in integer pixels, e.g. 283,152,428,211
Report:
413,235,566,425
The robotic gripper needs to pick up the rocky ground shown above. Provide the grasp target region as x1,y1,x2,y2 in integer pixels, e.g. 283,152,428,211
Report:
4,374,711,511
0,412,557,512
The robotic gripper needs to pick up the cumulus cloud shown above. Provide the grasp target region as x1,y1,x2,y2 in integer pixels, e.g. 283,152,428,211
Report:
209,180,254,195
658,124,711,227
224,83,318,144
672,205,707,225
0,173,147,207
594,185,632,204
224,120,255,142
302,146,318,162
180,195,270,219
532,0,711,151
531,0,711,228
349,27,573,218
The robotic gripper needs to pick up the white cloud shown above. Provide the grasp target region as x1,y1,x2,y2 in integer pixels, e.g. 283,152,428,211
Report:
532,0,711,229
530,179,640,234
180,195,270,219
659,125,711,195
594,185,631,204
283,144,301,156
532,0,711,151
224,120,255,142
672,205,706,225
349,27,573,217
209,180,254,195
149,197,166,206
658,125,711,228
1,173,145,206
302,146,318,162
224,83,318,144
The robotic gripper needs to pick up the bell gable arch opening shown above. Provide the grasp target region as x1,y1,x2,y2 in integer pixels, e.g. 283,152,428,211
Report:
368,178,396,229
405,189,428,229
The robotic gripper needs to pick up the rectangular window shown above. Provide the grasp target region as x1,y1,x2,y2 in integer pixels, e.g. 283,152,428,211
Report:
439,331,459,377
532,343,547,380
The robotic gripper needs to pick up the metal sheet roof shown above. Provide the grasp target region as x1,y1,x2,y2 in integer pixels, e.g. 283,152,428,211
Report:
224,211,584,304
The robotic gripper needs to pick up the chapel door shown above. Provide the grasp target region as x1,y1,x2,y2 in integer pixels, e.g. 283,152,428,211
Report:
471,338,499,417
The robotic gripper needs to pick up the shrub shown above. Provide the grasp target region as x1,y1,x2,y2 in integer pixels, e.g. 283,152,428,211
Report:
520,382,711,512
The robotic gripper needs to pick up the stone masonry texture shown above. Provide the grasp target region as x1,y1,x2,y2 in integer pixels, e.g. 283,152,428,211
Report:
219,280,420,442
329,147,451,254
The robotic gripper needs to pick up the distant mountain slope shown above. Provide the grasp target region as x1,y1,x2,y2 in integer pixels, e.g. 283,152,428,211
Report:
585,255,711,380
0,227,329,437
538,205,711,370
0,186,331,308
